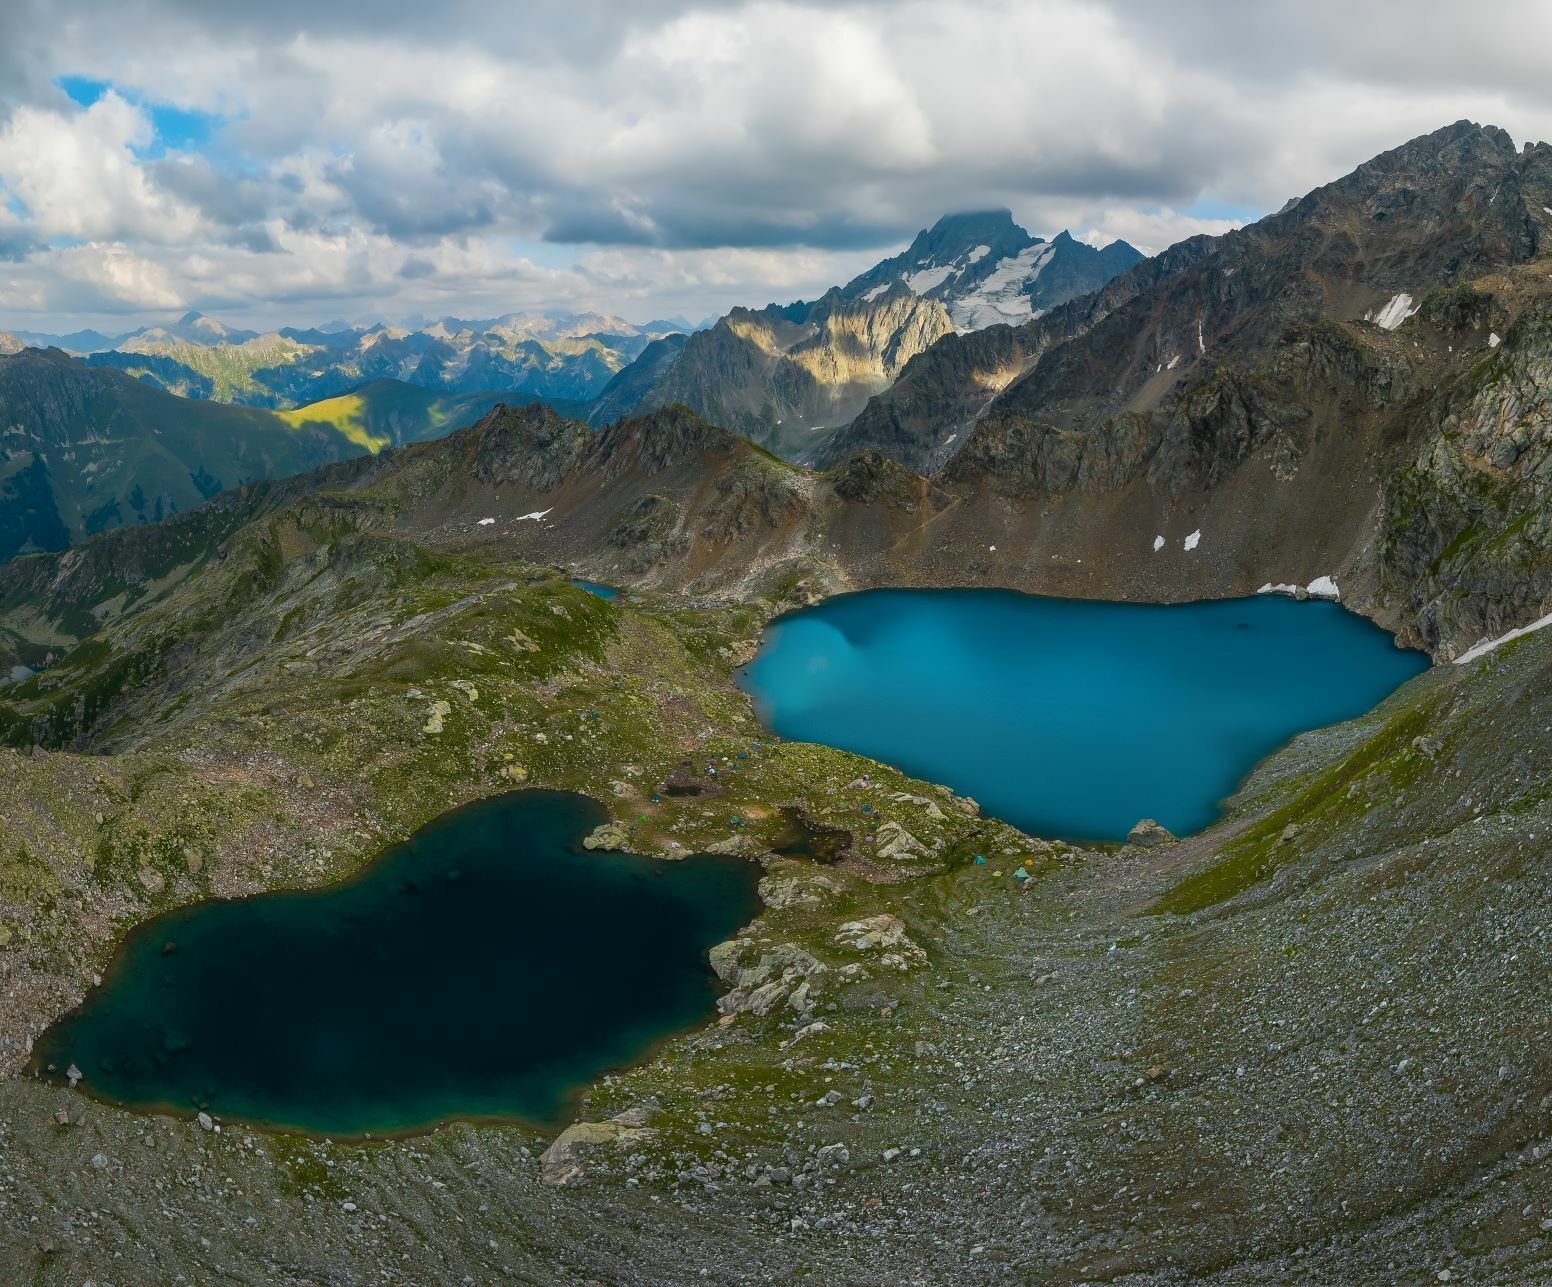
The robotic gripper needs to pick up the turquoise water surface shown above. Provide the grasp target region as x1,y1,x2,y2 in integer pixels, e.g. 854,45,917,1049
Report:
33,791,759,1136
740,589,1428,842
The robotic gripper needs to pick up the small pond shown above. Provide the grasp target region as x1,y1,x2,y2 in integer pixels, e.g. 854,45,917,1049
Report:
739,589,1428,843
33,791,759,1137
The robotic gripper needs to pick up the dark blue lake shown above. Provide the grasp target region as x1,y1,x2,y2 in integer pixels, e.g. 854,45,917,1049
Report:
33,791,759,1137
740,590,1428,842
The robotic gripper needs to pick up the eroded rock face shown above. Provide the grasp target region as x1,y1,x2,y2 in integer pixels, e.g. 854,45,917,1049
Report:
1379,304,1552,653
631,289,954,458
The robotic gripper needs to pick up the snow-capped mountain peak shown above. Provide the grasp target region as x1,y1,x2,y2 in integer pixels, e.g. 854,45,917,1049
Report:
843,211,1141,333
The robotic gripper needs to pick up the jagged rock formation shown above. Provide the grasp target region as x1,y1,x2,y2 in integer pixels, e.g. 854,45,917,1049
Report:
9,232,1552,681
819,235,1217,472
841,211,1140,330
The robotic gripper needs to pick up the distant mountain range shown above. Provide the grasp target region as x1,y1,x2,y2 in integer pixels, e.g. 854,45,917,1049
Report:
3,217,1139,467
56,310,685,413
0,348,504,562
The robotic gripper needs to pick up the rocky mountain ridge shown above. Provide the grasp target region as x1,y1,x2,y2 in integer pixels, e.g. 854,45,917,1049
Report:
601,211,1142,459
8,219,1552,686
829,121,1552,478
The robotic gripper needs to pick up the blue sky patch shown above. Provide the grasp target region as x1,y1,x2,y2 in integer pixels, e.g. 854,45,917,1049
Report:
1183,197,1266,225
56,74,221,157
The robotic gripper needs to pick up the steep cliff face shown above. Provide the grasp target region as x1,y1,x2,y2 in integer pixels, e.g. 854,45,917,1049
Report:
1376,299,1552,651
631,288,954,459
585,333,688,427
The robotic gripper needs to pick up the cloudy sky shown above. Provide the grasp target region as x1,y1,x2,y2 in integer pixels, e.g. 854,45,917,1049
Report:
1,0,1550,333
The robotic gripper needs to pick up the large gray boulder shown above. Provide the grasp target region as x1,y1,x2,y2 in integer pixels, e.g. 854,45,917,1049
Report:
1127,818,1176,848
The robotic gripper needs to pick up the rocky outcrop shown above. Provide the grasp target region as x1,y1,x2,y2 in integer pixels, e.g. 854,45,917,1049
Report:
472,402,591,489
711,939,828,1017
834,915,926,968
539,1106,657,1186
1127,819,1176,848
582,822,629,851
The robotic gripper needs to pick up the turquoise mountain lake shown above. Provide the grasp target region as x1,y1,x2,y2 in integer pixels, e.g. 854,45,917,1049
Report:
740,589,1428,842
33,791,759,1137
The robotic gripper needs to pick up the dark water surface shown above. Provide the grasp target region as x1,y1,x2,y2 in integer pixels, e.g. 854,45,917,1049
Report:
740,589,1428,842
34,791,759,1136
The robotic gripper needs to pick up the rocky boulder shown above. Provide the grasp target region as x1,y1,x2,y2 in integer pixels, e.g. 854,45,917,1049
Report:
539,1106,656,1186
1127,818,1176,848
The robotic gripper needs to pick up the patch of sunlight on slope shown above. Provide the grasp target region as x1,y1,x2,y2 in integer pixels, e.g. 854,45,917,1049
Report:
276,393,393,453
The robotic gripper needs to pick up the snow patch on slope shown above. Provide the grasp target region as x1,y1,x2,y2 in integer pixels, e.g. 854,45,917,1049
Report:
948,242,1058,331
1256,576,1340,600
1368,293,1419,331
905,265,955,294
1454,609,1552,665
